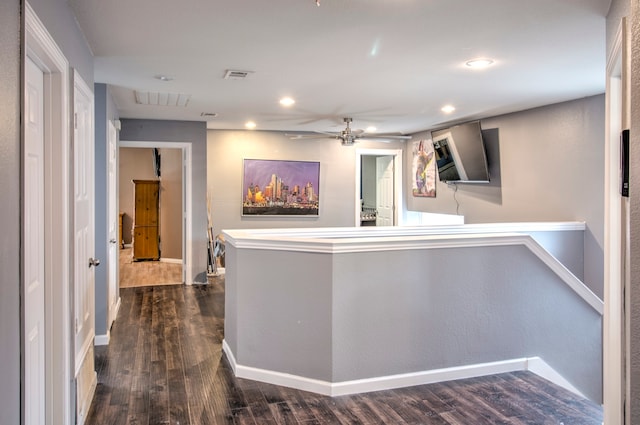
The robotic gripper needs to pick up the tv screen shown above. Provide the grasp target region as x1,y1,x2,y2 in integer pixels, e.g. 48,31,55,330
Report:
431,121,489,183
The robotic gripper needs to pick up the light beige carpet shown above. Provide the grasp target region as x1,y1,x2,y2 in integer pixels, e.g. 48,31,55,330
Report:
119,247,183,288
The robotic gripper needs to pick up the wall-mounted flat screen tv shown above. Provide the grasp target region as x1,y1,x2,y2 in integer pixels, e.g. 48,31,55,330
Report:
431,120,490,183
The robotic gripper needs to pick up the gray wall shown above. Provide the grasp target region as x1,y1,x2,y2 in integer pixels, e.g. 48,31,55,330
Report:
407,96,605,298
120,119,208,282
94,84,119,338
226,242,602,402
0,1,21,423
207,130,405,235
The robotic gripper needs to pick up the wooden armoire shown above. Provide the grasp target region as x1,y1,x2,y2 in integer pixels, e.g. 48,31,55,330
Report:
132,179,160,261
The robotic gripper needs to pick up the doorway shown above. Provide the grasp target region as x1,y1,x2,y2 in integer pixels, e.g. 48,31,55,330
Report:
355,148,403,227
118,141,192,286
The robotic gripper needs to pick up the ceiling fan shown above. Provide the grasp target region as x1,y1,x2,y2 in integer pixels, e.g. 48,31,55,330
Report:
286,118,412,146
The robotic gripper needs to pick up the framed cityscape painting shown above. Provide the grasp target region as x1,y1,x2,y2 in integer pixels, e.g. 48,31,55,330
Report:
242,159,320,216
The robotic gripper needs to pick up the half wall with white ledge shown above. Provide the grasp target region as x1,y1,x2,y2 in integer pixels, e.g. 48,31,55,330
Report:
222,222,603,403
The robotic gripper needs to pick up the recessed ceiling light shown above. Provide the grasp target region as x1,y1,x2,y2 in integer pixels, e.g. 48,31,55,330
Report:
366,126,377,133
465,58,495,69
245,121,257,129
279,97,295,107
441,105,456,114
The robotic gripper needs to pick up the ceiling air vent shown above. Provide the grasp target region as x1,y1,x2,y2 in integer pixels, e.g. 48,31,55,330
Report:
134,90,191,107
223,69,253,80
200,112,218,118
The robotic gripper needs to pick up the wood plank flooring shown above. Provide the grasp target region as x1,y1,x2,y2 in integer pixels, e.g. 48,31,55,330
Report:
86,280,603,425
119,247,182,288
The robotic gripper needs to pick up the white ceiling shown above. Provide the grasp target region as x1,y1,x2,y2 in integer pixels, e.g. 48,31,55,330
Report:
68,0,611,135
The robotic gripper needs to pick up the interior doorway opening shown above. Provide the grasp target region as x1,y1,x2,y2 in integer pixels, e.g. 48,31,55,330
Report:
118,141,192,286
355,148,403,227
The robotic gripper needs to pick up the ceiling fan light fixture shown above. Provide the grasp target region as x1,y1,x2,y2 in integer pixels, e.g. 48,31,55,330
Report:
465,58,495,69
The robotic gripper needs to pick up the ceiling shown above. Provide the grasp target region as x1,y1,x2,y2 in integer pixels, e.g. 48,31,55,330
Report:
68,0,612,136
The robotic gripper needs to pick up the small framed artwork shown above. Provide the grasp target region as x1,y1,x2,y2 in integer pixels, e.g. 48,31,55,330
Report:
412,140,436,197
242,159,320,216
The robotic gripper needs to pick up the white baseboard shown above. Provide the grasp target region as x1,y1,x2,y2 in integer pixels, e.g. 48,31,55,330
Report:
222,340,583,398
94,333,110,346
160,257,182,264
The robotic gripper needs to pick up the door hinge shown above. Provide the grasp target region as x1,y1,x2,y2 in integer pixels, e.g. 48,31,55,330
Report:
74,112,78,130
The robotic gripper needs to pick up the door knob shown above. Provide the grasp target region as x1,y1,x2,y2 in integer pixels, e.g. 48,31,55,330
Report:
109,239,117,244
89,257,100,268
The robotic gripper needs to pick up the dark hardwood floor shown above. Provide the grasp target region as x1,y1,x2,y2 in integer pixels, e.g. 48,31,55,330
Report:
86,280,603,425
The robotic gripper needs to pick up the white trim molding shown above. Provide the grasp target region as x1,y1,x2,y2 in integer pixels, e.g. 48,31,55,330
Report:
25,3,73,425
223,340,583,399
224,222,601,314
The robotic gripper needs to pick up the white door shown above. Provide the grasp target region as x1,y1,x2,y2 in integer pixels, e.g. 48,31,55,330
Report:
73,71,97,425
24,55,46,425
376,155,394,226
107,120,120,327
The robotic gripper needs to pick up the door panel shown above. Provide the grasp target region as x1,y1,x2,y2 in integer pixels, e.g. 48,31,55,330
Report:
376,156,394,226
107,121,119,326
73,70,97,425
24,55,45,425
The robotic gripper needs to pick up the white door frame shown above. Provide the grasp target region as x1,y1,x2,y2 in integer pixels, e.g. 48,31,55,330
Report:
106,120,121,329
355,148,403,227
73,69,97,425
603,18,628,425
24,3,72,424
119,141,193,284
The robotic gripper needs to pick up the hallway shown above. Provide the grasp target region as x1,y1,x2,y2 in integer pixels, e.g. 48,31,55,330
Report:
86,282,603,424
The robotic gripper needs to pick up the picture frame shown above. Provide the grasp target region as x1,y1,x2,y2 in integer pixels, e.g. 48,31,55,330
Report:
242,159,320,216
412,140,436,197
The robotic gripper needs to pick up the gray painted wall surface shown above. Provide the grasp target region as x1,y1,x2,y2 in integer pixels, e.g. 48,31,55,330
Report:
226,242,602,402
407,96,605,298
94,83,108,337
94,83,120,335
120,119,208,282
0,1,21,423
94,84,119,337
207,130,405,235
228,248,334,380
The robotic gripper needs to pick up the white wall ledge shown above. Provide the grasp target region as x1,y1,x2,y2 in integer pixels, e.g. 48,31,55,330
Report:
223,222,601,314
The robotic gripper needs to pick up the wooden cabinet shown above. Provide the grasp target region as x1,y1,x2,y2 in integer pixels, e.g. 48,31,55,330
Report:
132,180,160,261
